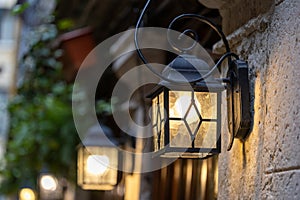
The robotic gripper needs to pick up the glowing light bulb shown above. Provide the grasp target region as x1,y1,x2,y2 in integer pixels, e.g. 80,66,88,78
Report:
19,188,36,200
87,155,110,175
174,95,201,123
40,175,58,191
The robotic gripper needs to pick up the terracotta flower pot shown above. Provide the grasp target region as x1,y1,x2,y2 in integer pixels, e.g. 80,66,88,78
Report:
59,27,96,82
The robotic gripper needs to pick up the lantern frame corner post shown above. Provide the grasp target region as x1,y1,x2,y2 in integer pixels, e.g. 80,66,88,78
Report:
164,88,170,151
77,146,84,189
216,91,222,154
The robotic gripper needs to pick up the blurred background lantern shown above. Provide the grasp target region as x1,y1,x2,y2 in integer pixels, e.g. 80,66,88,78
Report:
19,188,36,200
38,173,64,200
77,124,121,190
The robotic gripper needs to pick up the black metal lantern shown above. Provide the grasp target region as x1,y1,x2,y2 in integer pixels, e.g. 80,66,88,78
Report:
148,54,224,159
77,125,120,190
135,0,252,159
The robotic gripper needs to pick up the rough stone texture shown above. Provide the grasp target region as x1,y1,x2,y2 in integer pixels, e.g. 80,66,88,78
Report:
262,171,300,199
199,0,273,34
215,0,300,199
198,0,226,9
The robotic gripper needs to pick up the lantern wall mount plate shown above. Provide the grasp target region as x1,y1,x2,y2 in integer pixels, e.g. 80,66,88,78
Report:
134,0,252,159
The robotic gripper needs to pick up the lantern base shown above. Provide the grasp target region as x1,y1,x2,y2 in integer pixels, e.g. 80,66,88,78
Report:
79,184,116,191
154,147,220,159
160,152,215,159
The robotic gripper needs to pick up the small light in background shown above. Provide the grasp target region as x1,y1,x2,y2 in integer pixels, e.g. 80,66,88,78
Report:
40,174,58,191
38,173,64,200
19,188,36,200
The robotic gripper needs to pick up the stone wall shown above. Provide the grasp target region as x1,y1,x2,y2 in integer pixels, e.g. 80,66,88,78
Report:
199,0,273,34
208,0,300,199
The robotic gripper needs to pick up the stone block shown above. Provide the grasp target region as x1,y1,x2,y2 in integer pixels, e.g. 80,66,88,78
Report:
262,171,300,199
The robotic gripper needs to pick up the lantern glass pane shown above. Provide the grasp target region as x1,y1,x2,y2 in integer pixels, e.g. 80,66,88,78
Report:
168,90,218,149
152,92,165,151
169,90,200,148
194,92,218,148
195,92,217,119
170,120,192,147
195,121,217,148
169,91,197,119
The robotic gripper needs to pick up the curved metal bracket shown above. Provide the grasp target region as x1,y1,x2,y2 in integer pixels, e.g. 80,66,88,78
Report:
134,0,237,84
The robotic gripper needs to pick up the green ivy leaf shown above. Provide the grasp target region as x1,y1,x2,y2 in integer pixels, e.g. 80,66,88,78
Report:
11,3,30,15
57,18,75,30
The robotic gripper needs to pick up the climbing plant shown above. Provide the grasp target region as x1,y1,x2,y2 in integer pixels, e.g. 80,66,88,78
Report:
0,23,80,194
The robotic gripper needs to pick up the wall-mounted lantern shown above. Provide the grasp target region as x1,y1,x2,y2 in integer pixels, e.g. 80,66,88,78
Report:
19,188,36,200
77,125,120,190
135,0,252,159
38,173,64,200
147,54,224,159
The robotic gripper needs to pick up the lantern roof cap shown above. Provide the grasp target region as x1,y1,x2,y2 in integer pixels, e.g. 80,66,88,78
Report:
168,54,210,71
162,54,212,82
82,124,118,147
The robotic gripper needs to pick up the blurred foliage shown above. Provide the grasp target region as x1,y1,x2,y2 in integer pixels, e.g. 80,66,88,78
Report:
57,18,76,31
0,23,80,194
11,2,30,15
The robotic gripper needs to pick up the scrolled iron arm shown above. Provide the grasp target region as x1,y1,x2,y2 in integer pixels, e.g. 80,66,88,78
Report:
134,0,239,84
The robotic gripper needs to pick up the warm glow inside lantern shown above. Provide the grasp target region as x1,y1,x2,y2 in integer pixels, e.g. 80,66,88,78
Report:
148,54,224,159
38,173,63,200
19,188,36,200
77,125,119,190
